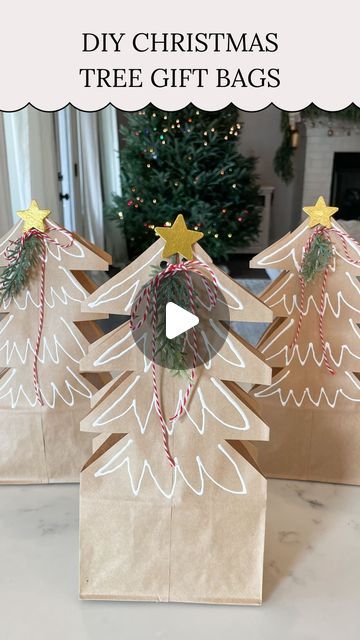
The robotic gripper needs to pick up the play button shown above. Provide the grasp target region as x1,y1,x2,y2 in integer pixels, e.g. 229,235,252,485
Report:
130,269,230,371
165,302,199,339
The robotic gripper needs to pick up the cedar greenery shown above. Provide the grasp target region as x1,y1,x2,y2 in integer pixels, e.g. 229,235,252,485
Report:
109,105,261,261
149,264,195,377
0,235,43,305
300,234,334,283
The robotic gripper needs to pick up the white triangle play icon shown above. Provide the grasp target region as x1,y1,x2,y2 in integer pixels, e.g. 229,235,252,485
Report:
165,302,199,340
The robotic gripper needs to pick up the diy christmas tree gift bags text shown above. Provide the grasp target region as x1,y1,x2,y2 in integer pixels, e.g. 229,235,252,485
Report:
0,202,111,483
79,216,272,605
251,197,360,484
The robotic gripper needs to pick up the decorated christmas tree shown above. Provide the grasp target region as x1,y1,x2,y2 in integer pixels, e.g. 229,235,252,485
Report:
110,105,261,261
79,215,272,605
0,200,111,483
251,196,360,484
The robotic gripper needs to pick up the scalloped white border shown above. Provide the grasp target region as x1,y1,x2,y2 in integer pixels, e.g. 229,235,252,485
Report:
2,102,360,114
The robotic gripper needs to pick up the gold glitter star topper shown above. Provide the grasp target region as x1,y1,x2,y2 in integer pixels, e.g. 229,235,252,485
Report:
155,214,204,260
303,196,338,229
17,200,51,232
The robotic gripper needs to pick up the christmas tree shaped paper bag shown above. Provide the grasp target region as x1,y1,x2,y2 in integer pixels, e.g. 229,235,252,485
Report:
250,196,360,484
79,215,273,605
0,201,111,484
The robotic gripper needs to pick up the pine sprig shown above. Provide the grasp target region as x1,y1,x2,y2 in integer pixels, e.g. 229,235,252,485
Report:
0,235,43,304
150,264,195,377
301,234,334,283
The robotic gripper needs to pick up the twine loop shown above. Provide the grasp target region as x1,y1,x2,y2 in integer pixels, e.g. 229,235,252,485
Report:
292,225,360,376
2,224,73,405
130,259,218,466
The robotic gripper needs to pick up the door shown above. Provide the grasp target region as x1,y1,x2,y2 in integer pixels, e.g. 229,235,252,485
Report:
55,106,82,232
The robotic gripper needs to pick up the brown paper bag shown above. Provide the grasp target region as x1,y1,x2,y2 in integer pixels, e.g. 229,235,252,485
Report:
80,441,267,603
0,216,111,483
251,216,360,484
79,236,272,604
251,396,360,484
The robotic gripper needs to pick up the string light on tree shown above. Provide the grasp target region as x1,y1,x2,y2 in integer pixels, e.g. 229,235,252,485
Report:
109,105,261,260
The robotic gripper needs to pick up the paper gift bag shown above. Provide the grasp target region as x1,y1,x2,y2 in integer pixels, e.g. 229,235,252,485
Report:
79,222,272,604
80,415,267,603
251,394,360,485
0,205,111,483
250,202,360,484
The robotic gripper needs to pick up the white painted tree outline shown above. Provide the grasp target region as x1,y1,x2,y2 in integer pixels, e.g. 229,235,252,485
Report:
252,220,360,408
0,219,109,408
81,240,271,498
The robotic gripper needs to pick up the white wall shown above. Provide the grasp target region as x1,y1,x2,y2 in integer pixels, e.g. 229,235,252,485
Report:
238,106,303,241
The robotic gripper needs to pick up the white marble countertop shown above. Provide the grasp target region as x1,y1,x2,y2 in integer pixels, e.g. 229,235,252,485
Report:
1,479,359,640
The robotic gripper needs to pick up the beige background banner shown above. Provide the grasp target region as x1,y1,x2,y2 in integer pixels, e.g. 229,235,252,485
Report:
1,0,358,111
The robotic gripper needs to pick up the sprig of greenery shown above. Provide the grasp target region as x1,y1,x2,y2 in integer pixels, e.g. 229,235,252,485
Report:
0,235,43,305
300,234,333,283
150,264,196,377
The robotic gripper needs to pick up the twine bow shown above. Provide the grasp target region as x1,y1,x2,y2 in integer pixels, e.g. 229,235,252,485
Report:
130,259,218,466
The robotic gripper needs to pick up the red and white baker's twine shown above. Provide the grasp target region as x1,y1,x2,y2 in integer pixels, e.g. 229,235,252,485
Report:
292,226,360,375
130,259,218,466
3,225,73,405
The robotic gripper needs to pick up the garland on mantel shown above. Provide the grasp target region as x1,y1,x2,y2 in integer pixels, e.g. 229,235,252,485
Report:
274,105,360,184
